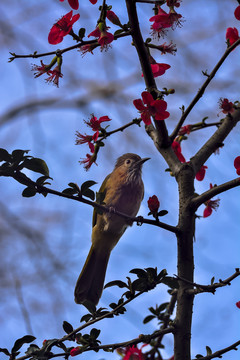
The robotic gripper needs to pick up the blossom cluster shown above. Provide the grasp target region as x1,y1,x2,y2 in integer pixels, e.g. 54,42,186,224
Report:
225,5,240,46
76,115,111,170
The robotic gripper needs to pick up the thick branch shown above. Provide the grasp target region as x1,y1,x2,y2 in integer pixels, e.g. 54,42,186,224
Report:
125,0,169,147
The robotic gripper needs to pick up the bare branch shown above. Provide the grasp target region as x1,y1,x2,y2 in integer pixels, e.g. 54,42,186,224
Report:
191,178,240,210
170,38,240,141
192,340,240,360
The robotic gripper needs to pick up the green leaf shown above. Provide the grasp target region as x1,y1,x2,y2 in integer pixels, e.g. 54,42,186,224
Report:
162,276,179,289
81,314,92,323
62,187,78,195
104,280,127,289
82,300,96,314
0,348,10,356
195,355,203,359
23,158,49,176
22,187,37,198
90,328,101,339
210,276,215,285
158,302,169,312
36,175,52,185
63,321,74,334
83,188,95,200
158,210,168,217
130,268,147,278
206,346,212,356
81,180,97,193
0,148,11,162
132,278,147,291
25,344,39,356
12,149,29,163
12,335,36,354
143,315,155,324
114,29,124,36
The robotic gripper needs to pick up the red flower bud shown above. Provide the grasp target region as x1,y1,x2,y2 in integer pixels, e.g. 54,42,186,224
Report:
148,195,160,213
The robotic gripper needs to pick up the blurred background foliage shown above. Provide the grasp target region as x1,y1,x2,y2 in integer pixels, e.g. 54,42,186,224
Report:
0,1,239,359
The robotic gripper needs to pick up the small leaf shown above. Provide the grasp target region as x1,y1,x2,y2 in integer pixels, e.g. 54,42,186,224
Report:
104,280,127,289
195,355,204,359
114,29,124,36
162,276,179,289
63,321,74,334
24,158,49,176
130,268,147,278
22,187,37,198
25,344,39,356
12,149,29,163
81,314,92,323
90,328,100,339
12,335,36,353
210,277,215,285
158,210,168,217
0,148,11,162
206,346,212,356
143,315,155,324
83,189,95,200
62,187,78,195
81,180,97,194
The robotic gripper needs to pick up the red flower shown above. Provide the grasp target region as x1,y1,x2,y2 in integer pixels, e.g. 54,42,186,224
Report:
59,0,79,10
117,345,146,360
88,23,114,50
152,63,171,77
106,10,122,26
70,347,81,356
172,141,186,162
157,41,177,55
195,165,207,181
89,0,98,3
85,115,111,133
32,60,51,78
80,44,98,56
133,91,169,125
75,132,95,153
234,5,240,21
236,301,240,309
148,195,160,214
45,65,63,87
203,184,220,218
234,156,240,175
150,6,182,38
79,153,96,171
226,27,239,46
48,11,80,45
219,98,234,114
178,124,192,136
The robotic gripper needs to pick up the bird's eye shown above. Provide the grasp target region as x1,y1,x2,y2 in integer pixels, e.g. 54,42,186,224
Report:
125,159,131,165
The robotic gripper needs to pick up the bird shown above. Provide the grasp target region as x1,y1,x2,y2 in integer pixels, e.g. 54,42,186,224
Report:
74,153,150,306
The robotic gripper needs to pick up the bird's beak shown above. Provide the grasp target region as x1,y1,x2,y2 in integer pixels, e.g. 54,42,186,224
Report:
137,157,151,166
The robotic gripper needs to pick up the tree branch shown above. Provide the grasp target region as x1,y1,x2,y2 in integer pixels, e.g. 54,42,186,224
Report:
192,340,240,360
185,268,240,295
170,38,240,141
0,169,179,234
190,177,240,210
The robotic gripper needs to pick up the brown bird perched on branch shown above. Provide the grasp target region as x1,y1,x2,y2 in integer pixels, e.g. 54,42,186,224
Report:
74,153,149,306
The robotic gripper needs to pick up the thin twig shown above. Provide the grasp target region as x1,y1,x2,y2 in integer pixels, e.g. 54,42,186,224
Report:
170,38,240,141
192,339,240,360
190,178,240,210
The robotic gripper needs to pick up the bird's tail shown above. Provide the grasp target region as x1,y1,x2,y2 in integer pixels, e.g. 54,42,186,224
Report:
74,244,111,305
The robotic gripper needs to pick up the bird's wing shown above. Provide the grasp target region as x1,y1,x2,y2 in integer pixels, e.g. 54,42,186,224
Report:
92,173,111,228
